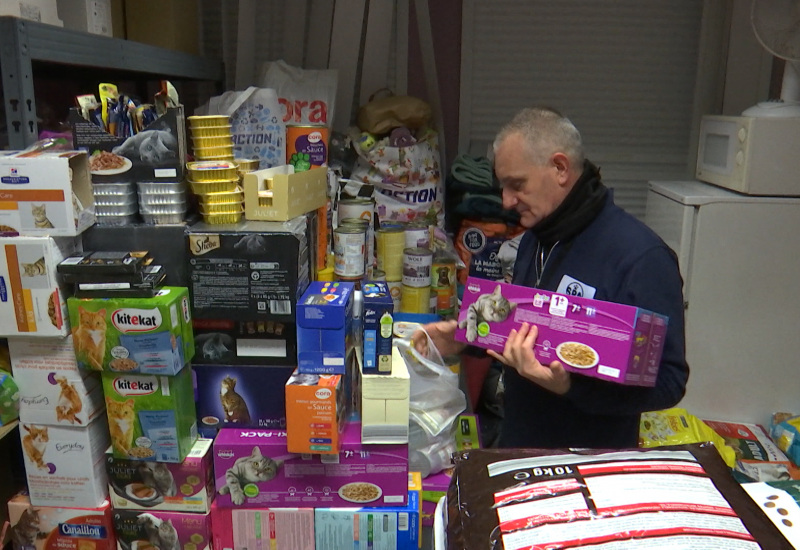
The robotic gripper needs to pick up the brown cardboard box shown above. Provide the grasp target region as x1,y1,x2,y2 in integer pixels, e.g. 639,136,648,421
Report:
243,166,328,222
124,0,198,55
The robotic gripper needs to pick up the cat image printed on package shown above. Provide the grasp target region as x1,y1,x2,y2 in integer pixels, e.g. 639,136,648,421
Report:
218,446,282,505
457,284,517,342
113,129,177,165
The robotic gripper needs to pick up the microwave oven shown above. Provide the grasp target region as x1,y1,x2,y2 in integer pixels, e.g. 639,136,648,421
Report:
696,114,800,196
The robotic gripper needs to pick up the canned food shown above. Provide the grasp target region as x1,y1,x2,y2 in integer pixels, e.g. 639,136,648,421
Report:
201,211,243,225
186,160,239,182
193,144,235,160
400,284,431,314
187,115,230,128
189,125,232,138
93,194,137,207
198,203,243,216
138,191,187,206
191,135,234,148
386,280,402,310
337,198,374,223
142,212,185,225
376,227,405,281
405,220,431,249
137,180,186,195
335,274,363,290
370,269,386,282
317,265,335,282
139,202,187,215
402,247,433,288
95,202,138,216
189,178,240,194
92,181,135,195
234,158,260,172
196,187,244,205
431,256,457,318
334,226,366,278
286,124,329,169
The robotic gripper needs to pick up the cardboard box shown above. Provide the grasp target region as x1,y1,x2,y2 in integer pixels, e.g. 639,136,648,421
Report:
285,370,347,454
0,371,20,426
0,0,62,26
193,364,294,437
9,335,105,426
213,421,408,509
69,106,187,183
0,236,76,337
361,282,395,374
7,492,114,550
243,165,328,222
101,366,198,462
0,151,94,237
210,501,315,550
455,277,666,386
67,287,194,374
296,281,355,374
112,509,211,550
57,0,112,35
186,218,311,322
20,415,110,507
361,345,410,445
106,438,214,512
192,317,297,367
124,0,199,55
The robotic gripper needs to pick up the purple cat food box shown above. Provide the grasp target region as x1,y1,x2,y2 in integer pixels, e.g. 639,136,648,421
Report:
455,277,667,386
193,364,294,438
213,421,408,509
106,438,215,513
111,509,211,550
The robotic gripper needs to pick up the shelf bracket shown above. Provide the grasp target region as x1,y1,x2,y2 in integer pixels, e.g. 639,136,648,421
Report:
0,18,38,149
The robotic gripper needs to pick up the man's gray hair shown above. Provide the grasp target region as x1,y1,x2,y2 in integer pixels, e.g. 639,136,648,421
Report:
493,107,584,166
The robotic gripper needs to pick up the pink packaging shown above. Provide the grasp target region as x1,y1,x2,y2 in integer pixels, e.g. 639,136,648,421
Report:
455,277,667,386
213,421,408,508
421,469,453,527
210,500,315,550
111,509,211,550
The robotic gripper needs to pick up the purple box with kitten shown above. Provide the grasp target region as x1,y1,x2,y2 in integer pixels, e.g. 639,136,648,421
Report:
111,509,212,550
455,276,666,387
213,421,409,509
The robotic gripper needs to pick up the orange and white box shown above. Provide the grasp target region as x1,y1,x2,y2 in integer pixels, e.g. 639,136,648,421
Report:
0,236,76,337
285,370,347,454
0,150,95,237
9,335,104,426
7,492,115,550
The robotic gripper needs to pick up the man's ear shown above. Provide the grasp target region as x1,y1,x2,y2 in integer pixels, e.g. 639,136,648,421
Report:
551,152,571,184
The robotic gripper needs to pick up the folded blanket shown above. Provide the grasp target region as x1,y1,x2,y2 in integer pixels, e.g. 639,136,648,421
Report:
450,154,494,188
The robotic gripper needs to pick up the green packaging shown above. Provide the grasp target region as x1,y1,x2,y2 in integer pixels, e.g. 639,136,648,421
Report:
0,371,20,426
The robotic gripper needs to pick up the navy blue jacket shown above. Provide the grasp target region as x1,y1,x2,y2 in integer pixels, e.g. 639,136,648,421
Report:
501,193,689,448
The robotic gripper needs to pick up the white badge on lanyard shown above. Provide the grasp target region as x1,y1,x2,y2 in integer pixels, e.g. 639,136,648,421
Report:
555,274,596,299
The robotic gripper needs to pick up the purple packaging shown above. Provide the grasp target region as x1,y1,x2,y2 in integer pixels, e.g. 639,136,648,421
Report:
455,277,666,386
193,364,294,438
645,313,669,384
111,509,212,550
213,421,408,509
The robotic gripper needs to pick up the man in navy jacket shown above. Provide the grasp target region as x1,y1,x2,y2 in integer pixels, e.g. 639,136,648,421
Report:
415,106,689,448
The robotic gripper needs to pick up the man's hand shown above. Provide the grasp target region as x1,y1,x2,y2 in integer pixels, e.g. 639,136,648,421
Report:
411,320,467,358
487,322,571,395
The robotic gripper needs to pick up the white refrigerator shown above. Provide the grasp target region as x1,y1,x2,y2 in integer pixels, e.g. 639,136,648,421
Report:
645,180,800,426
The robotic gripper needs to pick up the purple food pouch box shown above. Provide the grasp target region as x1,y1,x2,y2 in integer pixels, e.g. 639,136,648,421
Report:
455,277,666,386
112,509,212,550
213,421,408,509
644,313,669,385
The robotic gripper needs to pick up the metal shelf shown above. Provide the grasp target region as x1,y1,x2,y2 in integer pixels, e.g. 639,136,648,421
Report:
0,16,223,148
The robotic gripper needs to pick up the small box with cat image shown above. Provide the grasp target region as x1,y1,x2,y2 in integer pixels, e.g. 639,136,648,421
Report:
193,364,294,438
106,438,215,513
296,280,356,374
0,150,95,237
69,106,187,184
101,365,198,463
191,317,298,367
7,492,115,550
0,235,77,338
111,509,212,550
67,286,194,375
455,276,667,387
19,415,111,508
210,501,315,550
9,335,105,427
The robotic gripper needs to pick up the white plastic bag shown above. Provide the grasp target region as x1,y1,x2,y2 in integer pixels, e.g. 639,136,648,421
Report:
259,60,338,126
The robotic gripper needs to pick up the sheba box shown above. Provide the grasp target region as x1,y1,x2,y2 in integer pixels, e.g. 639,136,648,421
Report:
111,509,212,550
106,438,215,513
9,335,105,426
285,370,347,454
192,317,297,366
455,277,666,387
7,492,115,550
0,236,76,337
210,501,315,550
296,281,355,374
0,150,95,237
186,217,311,322
67,287,194,374
213,421,408,509
101,366,198,463
19,416,110,508
243,165,327,222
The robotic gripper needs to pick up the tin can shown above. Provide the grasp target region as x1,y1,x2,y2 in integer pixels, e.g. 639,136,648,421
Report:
337,198,374,224
286,124,329,170
387,280,402,310
376,227,405,281
335,274,363,290
370,269,386,282
431,256,457,318
400,284,431,314
339,217,373,275
403,247,433,288
405,220,431,249
334,226,366,278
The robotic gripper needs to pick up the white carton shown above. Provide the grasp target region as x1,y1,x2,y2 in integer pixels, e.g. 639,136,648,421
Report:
361,346,410,444
20,414,110,508
0,150,95,237
0,236,76,337
9,335,105,426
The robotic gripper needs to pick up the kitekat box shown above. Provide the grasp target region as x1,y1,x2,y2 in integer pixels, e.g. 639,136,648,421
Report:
7,492,115,550
210,501,315,550
111,509,212,550
0,236,76,337
455,277,666,387
0,150,95,237
9,335,105,427
106,438,215,513
67,287,194,374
